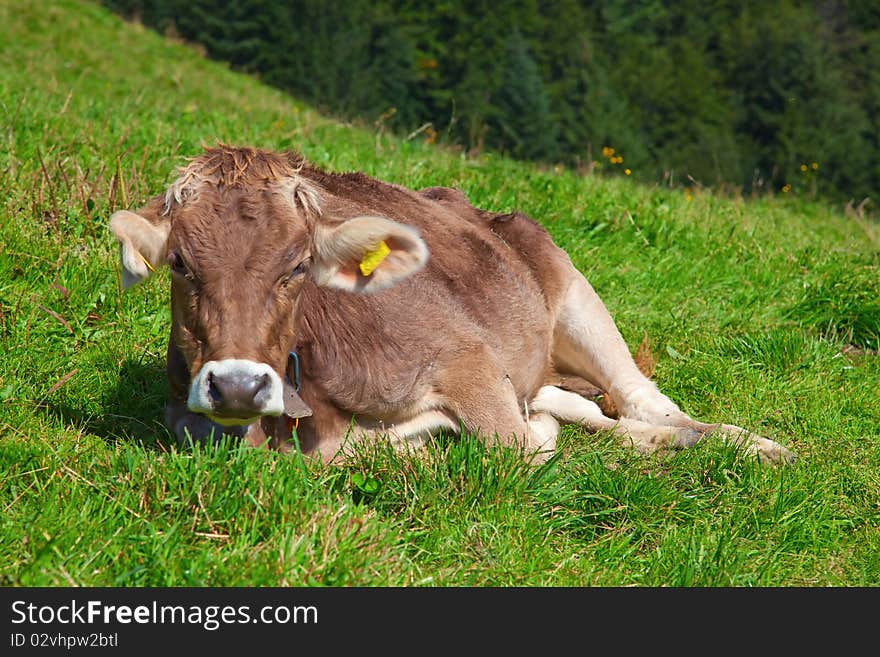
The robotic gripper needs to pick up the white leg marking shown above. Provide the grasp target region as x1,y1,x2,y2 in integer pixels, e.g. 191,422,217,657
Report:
531,385,616,428
530,385,702,453
362,409,460,450
526,412,560,463
553,277,691,425
710,424,796,465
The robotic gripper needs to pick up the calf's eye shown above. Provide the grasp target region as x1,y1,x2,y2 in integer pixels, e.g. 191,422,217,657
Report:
291,257,310,276
279,257,310,288
168,251,194,280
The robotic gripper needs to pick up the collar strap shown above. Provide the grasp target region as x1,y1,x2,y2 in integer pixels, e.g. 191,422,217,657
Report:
288,351,301,392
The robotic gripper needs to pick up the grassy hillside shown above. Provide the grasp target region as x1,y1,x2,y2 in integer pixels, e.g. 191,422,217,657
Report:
1,0,878,586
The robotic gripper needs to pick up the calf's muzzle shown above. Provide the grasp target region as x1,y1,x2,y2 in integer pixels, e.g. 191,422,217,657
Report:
207,370,270,417
187,359,286,424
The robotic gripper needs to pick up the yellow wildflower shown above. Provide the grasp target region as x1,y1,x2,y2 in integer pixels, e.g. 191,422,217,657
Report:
811,162,819,170
800,164,808,172
624,168,631,176
782,184,791,193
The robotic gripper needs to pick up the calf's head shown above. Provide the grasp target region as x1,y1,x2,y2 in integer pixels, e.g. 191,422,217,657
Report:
109,147,428,427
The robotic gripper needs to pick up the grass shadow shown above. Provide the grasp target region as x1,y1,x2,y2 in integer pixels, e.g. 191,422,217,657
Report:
43,357,172,450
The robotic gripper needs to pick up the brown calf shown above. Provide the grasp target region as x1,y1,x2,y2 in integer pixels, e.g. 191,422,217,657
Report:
110,146,794,464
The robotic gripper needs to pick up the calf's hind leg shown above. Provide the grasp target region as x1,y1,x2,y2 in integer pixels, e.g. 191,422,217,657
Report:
551,272,795,464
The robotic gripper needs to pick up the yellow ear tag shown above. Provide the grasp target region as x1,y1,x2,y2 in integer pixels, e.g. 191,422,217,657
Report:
359,240,391,277
139,252,156,273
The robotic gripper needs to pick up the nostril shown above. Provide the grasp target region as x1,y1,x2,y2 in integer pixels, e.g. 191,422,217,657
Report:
253,372,270,400
208,372,223,404
207,372,223,404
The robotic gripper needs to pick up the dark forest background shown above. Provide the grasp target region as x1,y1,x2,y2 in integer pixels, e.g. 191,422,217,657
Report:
104,0,879,204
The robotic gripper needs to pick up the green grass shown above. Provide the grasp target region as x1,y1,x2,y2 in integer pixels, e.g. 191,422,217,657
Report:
1,0,879,587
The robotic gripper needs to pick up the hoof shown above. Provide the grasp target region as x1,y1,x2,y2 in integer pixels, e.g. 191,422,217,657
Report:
754,438,797,466
715,424,797,465
671,427,703,449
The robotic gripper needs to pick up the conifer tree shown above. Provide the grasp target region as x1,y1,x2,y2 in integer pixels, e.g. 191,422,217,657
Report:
493,29,559,161
101,0,880,202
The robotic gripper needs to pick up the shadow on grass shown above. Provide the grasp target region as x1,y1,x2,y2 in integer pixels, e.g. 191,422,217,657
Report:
43,358,172,450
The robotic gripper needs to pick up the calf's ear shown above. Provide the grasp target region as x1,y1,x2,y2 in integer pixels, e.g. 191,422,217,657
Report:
109,209,171,288
311,215,429,293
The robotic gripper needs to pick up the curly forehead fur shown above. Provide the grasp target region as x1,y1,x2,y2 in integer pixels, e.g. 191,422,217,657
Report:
163,144,322,219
